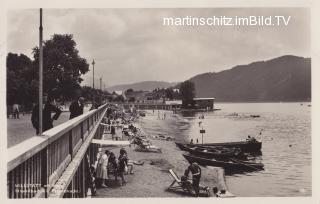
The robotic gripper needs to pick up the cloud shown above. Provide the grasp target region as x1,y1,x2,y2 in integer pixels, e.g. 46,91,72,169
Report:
7,8,310,87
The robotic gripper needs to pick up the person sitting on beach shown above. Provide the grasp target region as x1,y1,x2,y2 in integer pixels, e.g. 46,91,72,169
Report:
181,174,193,191
184,162,202,197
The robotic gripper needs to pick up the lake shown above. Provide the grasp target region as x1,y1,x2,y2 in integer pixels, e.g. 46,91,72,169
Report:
142,102,311,196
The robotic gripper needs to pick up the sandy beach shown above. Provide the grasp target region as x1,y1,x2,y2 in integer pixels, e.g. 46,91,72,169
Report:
95,111,227,198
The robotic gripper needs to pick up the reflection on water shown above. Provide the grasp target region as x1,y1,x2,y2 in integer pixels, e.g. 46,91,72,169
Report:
142,102,311,197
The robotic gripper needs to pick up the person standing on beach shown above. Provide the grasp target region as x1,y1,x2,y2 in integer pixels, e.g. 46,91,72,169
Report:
96,150,110,188
31,93,62,135
111,125,116,140
184,162,201,197
118,148,128,186
69,96,85,119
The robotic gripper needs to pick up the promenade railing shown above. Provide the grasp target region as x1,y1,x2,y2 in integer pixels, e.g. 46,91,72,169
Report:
7,104,107,198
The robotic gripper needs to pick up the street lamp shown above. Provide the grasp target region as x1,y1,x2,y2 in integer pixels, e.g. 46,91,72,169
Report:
92,59,95,89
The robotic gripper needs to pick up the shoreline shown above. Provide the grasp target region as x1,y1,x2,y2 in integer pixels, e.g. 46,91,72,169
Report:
95,111,229,198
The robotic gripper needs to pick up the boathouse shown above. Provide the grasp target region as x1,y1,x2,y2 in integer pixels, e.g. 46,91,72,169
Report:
193,97,215,110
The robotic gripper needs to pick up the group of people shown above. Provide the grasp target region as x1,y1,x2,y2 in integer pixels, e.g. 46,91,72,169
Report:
95,147,133,187
190,138,199,144
157,110,167,120
30,94,86,135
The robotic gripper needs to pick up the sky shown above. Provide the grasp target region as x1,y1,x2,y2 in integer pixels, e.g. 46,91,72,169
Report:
7,8,310,87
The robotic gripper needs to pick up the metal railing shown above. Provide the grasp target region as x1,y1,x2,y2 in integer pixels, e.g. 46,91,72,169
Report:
7,104,107,198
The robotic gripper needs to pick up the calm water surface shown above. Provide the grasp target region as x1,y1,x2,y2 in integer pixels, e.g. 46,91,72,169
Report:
142,102,311,197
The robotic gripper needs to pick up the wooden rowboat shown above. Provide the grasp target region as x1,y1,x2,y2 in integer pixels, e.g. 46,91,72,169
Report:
182,154,264,172
176,140,262,153
176,143,246,159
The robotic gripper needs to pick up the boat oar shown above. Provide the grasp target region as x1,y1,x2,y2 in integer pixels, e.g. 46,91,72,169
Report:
229,158,262,171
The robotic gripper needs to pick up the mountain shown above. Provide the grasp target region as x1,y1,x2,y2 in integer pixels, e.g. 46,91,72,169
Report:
106,81,178,92
189,55,311,102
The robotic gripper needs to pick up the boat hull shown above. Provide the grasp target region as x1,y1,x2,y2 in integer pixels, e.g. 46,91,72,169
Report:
176,143,246,159
182,154,264,172
176,141,262,153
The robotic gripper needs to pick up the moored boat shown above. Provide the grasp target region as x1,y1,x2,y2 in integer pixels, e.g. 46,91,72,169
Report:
176,143,246,159
182,154,264,172
176,140,262,153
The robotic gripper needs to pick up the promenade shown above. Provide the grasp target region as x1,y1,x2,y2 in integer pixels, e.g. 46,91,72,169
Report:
7,106,91,148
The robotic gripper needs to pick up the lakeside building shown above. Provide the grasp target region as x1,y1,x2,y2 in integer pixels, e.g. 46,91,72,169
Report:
165,100,182,109
193,97,215,110
166,98,215,110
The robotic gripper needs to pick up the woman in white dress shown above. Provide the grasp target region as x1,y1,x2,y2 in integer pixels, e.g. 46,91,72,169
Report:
96,150,110,187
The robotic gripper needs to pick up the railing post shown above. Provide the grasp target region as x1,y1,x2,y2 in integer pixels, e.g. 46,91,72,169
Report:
81,122,84,140
40,147,48,198
69,130,73,159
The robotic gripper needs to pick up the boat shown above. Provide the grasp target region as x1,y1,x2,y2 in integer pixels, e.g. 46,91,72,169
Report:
154,134,174,141
182,154,264,172
176,140,262,153
176,143,246,159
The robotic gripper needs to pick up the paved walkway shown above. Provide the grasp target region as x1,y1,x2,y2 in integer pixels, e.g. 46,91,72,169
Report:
7,107,91,148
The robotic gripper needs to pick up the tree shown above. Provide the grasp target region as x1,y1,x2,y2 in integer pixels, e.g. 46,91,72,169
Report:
128,97,136,102
179,80,196,108
32,34,89,101
165,88,174,100
126,88,134,93
6,53,36,110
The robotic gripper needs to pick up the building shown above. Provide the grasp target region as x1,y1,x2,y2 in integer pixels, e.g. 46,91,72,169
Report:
165,100,182,109
124,90,149,103
193,98,214,110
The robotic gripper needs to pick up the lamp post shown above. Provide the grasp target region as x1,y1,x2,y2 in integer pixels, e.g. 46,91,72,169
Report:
92,59,95,89
39,8,43,135
91,59,96,108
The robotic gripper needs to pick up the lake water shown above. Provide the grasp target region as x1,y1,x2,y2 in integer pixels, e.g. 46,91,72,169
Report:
141,102,311,197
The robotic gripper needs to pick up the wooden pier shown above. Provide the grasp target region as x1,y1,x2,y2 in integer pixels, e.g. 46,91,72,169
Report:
109,102,181,111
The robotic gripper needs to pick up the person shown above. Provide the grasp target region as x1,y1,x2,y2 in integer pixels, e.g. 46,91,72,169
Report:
190,139,194,144
111,125,116,140
184,162,201,197
118,148,128,185
96,150,110,188
31,94,62,135
69,97,85,119
196,138,199,144
120,148,134,175
107,152,118,181
12,103,20,119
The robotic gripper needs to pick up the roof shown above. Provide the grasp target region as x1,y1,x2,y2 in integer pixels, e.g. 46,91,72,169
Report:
193,97,215,100
114,91,123,95
165,100,182,105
